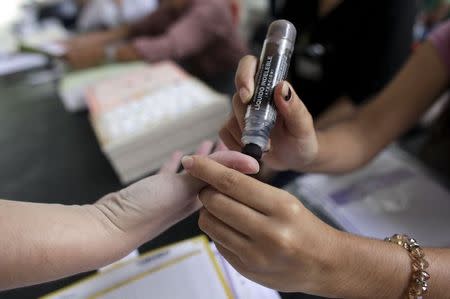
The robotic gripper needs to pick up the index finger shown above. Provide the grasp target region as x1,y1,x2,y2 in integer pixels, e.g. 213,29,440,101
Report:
178,151,260,197
182,155,275,215
235,55,258,104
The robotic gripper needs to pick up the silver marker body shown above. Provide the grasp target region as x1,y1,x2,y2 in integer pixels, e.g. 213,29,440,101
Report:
241,20,297,159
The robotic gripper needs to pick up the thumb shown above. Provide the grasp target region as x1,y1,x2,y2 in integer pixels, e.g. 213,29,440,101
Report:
273,81,315,138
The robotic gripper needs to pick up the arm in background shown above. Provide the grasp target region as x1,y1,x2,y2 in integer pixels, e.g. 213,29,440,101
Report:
126,2,177,38
316,0,416,129
68,2,175,47
64,3,175,68
66,0,232,67
130,1,232,62
310,40,448,173
0,150,259,291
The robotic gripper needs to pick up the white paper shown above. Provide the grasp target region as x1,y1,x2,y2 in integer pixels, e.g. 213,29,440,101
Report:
0,26,18,55
0,53,47,76
41,237,281,299
20,21,69,56
58,62,147,112
98,250,139,273
295,147,450,247
211,243,281,299
41,237,231,299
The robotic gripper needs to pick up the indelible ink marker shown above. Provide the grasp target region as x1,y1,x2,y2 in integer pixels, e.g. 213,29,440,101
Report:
242,20,297,161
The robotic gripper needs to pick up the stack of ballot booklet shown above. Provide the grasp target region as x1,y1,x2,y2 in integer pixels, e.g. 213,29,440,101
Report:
41,236,281,299
58,62,148,112
85,61,230,184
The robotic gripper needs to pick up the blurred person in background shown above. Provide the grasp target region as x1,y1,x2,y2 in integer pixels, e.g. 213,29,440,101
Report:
76,0,159,31
254,0,416,184
37,0,81,29
65,0,247,94
266,0,416,126
421,0,450,29
414,0,450,42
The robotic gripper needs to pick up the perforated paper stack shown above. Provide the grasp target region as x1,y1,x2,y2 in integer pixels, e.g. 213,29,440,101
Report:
86,61,230,184
59,62,147,112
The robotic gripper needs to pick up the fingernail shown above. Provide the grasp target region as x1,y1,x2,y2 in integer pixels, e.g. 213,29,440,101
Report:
173,151,183,158
239,88,250,102
282,82,292,102
181,156,193,169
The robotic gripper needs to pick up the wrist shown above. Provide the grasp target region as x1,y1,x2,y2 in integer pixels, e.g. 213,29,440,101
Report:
325,232,410,299
108,25,130,41
92,192,149,242
301,228,349,297
83,202,138,262
94,175,202,242
321,231,360,297
295,130,325,173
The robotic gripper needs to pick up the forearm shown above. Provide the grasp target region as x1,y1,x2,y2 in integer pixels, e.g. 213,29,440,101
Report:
327,232,450,299
73,26,130,47
301,42,448,174
0,199,133,290
127,5,175,38
300,117,373,173
0,175,202,291
132,4,220,63
315,96,357,130
106,25,131,42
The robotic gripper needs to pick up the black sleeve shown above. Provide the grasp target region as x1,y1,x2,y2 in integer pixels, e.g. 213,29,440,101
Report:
343,0,417,105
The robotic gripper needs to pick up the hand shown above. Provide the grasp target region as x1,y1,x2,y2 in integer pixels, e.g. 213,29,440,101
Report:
64,28,129,69
65,31,113,49
182,154,342,295
64,42,105,69
220,55,319,171
94,148,258,256
116,43,141,62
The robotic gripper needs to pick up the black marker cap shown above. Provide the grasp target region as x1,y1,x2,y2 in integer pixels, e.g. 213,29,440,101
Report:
242,143,263,161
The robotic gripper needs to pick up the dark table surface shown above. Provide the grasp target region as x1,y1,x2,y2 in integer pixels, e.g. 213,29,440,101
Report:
0,77,322,299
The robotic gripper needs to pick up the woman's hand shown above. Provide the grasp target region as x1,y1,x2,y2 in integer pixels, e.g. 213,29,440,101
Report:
64,32,110,70
65,32,110,49
220,55,319,171
115,43,141,62
181,154,342,295
64,42,105,69
64,27,130,69
65,26,129,49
